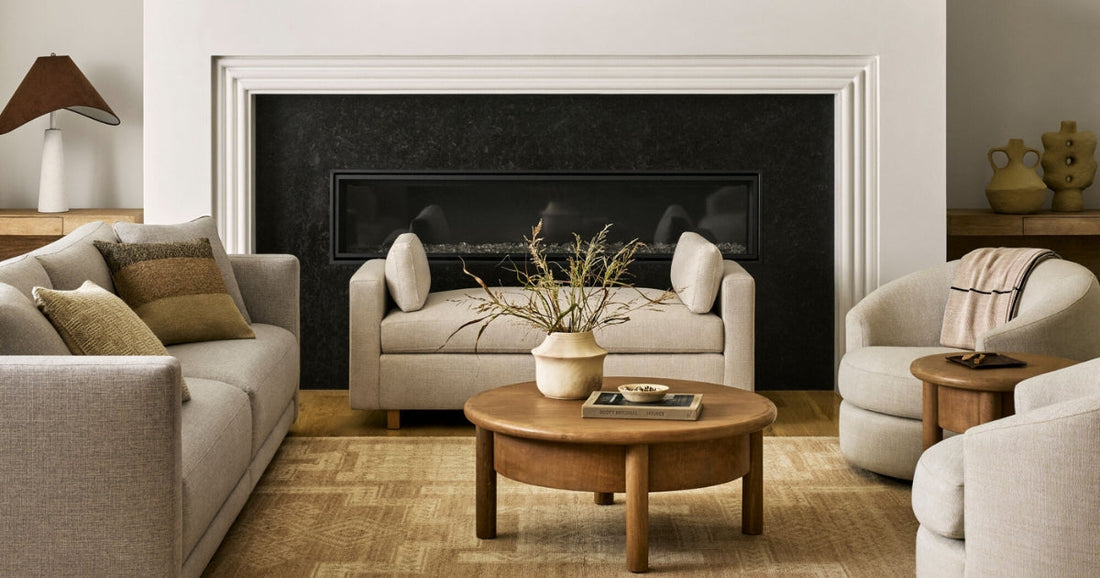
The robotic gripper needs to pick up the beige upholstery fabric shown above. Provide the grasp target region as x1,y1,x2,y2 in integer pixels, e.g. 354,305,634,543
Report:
96,238,255,345
911,435,964,539
180,378,251,556
386,287,723,354
838,345,962,419
229,254,300,342
0,253,53,297
670,231,723,313
384,232,431,312
0,356,184,576
168,323,299,456
840,257,1100,480
33,221,118,292
913,360,1100,577
115,216,252,323
838,401,924,480
0,283,70,355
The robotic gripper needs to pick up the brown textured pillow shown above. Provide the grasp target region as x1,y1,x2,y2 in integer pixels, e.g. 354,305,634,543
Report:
94,238,255,345
32,280,190,401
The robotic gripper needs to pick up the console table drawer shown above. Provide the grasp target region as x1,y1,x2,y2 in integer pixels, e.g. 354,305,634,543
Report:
1023,216,1100,235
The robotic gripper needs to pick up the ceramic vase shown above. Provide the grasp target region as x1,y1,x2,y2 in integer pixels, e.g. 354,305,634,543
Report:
1041,121,1097,212
985,138,1047,214
531,331,607,399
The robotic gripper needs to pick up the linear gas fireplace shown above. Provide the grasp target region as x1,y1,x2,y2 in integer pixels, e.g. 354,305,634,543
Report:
331,171,758,262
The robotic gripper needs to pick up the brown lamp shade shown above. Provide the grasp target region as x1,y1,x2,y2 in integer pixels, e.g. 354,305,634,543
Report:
0,54,119,135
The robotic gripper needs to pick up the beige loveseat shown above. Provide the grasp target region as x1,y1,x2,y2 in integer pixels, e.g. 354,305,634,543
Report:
349,231,755,427
0,219,299,577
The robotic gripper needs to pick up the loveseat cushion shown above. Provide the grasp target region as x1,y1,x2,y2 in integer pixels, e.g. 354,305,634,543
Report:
384,232,431,312
0,253,53,298
168,323,298,456
382,287,724,354
838,346,962,419
33,221,117,292
671,231,723,313
0,283,69,355
912,434,965,539
180,377,251,557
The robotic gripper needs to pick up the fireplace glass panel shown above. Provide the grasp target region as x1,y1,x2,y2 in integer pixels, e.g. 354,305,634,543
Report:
332,171,758,261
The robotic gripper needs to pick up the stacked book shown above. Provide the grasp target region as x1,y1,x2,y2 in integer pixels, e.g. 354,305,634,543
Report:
581,391,703,421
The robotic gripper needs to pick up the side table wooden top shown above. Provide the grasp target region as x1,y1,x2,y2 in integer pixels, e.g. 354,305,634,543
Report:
910,352,1077,393
464,376,777,445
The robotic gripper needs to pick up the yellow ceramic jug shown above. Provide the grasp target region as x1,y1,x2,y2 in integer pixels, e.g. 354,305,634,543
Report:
985,138,1047,214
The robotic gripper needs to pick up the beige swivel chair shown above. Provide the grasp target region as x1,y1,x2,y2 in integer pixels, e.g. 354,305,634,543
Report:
838,257,1100,479
911,359,1100,576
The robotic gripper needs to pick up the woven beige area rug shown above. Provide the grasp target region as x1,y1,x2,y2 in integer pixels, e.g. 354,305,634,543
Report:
204,437,915,577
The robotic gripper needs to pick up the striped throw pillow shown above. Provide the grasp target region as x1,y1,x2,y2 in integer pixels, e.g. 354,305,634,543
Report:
94,238,255,345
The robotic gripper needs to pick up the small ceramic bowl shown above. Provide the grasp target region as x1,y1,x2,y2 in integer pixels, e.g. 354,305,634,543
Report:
618,383,670,403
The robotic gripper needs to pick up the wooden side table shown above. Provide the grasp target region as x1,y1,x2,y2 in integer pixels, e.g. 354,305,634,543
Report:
0,209,143,260
911,352,1077,450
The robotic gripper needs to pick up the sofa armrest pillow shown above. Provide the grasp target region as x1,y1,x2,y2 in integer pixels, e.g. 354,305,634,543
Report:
385,232,431,312
114,215,251,323
94,238,255,345
670,231,723,313
32,280,190,401
0,282,70,355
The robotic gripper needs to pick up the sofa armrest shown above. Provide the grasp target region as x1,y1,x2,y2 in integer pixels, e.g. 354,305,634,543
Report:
718,260,755,390
349,259,388,409
229,254,300,342
1013,358,1100,413
963,394,1100,576
845,261,956,350
0,356,184,576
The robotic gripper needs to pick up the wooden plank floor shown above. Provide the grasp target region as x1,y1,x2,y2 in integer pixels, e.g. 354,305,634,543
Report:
289,389,840,437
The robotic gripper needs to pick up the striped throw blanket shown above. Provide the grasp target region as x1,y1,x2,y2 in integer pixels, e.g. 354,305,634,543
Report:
939,247,1058,349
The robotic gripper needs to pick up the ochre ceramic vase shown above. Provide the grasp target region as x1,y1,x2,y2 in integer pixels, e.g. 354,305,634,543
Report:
1041,120,1097,212
985,138,1047,214
531,331,607,399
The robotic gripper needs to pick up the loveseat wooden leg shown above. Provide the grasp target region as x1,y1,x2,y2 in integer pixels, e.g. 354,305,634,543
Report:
386,410,401,429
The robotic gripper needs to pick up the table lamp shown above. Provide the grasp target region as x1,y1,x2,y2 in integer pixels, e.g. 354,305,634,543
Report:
0,54,120,213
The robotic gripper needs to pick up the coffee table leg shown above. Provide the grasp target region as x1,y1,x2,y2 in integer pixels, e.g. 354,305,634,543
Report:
476,426,496,539
626,444,649,573
742,430,764,535
594,492,614,505
922,381,942,450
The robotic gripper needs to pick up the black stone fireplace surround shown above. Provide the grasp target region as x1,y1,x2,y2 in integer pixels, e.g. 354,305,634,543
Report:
255,93,833,391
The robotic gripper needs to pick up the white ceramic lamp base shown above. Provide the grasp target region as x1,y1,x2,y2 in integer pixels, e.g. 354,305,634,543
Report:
38,128,67,213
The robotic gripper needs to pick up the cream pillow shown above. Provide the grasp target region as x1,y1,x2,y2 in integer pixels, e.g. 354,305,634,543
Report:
33,280,191,402
670,231,724,314
385,233,431,312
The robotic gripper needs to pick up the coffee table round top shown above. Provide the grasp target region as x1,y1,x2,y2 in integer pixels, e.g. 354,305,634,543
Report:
464,376,777,445
910,352,1077,393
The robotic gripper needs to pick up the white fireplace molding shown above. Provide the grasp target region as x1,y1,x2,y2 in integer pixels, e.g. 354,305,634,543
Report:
213,54,879,364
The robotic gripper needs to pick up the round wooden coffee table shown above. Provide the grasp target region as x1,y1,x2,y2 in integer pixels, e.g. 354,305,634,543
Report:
463,376,777,573
911,352,1077,450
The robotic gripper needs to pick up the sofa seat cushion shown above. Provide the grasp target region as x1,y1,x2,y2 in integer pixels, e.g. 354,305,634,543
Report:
912,434,965,539
168,323,298,456
838,346,963,419
180,377,251,557
381,287,724,354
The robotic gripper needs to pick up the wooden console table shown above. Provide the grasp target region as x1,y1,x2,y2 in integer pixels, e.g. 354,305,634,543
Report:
947,209,1100,277
0,208,143,261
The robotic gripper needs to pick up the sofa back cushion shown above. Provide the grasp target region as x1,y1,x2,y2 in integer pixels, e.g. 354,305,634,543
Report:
33,221,118,292
0,254,52,298
670,231,723,313
0,282,70,355
385,232,431,312
114,216,252,323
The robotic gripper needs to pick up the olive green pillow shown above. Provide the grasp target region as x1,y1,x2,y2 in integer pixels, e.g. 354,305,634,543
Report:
94,238,255,345
32,280,190,402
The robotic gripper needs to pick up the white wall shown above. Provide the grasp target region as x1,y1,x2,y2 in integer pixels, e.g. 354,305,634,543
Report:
948,0,1100,209
144,0,947,286
0,0,143,210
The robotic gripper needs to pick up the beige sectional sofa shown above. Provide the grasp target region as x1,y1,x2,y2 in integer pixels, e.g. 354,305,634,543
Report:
349,231,755,426
0,220,299,577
